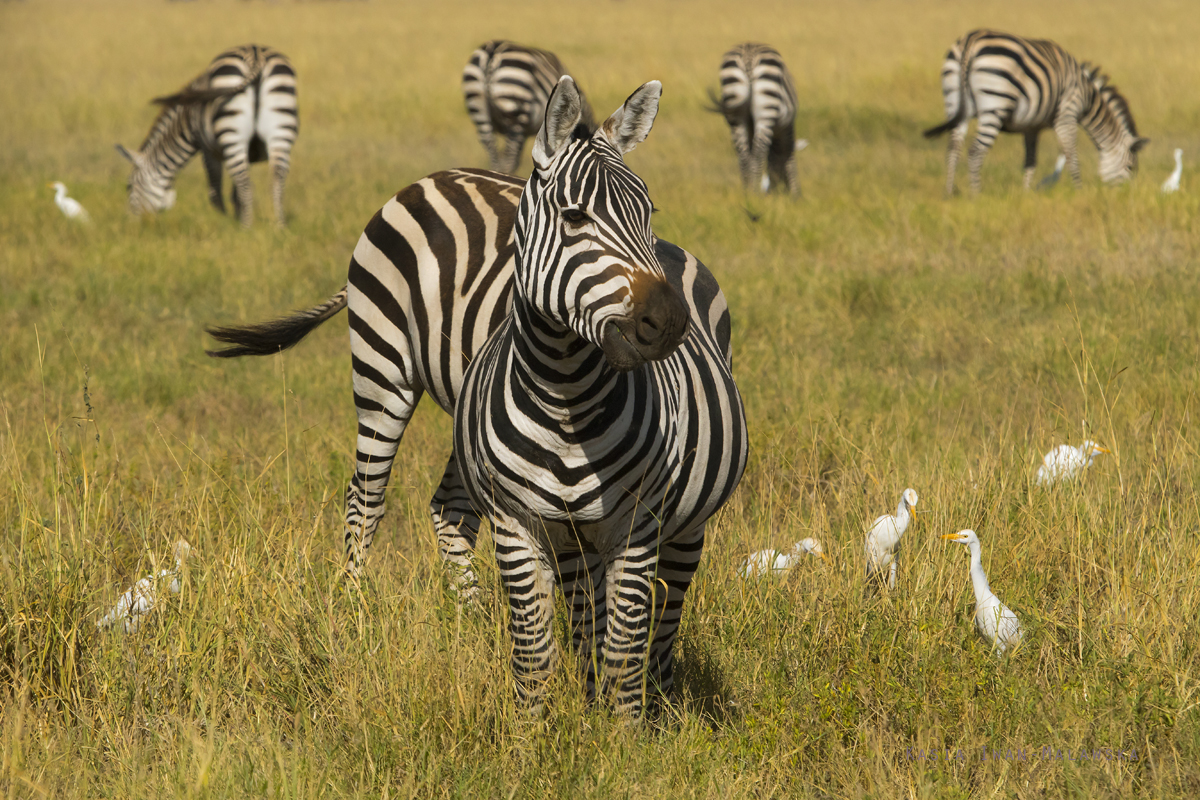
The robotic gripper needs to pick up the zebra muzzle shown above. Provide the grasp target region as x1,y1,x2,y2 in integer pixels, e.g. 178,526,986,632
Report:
600,280,689,371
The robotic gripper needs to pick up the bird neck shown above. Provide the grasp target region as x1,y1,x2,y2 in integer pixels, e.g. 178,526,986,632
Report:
54,185,67,201
967,540,994,605
894,498,910,526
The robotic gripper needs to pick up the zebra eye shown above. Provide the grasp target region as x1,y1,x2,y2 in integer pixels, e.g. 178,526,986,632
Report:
561,208,590,226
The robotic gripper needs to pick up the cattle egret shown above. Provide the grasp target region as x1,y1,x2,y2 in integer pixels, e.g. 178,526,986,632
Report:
1035,441,1110,486
49,181,90,222
97,540,191,633
1162,149,1182,194
1037,155,1067,190
864,488,918,590
941,530,1023,654
740,537,828,577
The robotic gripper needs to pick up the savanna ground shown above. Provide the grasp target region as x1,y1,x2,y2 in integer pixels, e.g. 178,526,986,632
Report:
3,0,1200,796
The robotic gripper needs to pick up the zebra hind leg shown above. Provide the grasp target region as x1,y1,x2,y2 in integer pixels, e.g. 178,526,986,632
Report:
967,113,1003,195
945,121,969,196
269,149,290,227
343,381,423,578
429,453,483,599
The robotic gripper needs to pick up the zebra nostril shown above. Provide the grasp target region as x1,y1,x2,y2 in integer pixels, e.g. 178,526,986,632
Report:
637,314,660,343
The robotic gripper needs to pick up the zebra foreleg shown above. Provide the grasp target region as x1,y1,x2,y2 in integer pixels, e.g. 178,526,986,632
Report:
495,523,559,714
429,453,483,600
558,550,607,701
601,553,658,719
646,525,705,705
201,150,226,213
1022,130,1040,190
1054,115,1083,188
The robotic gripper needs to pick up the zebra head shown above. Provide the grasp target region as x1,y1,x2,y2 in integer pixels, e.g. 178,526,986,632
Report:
1082,67,1150,184
515,76,688,373
115,144,177,214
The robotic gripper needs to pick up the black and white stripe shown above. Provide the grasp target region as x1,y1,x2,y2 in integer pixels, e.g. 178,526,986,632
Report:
462,40,595,175
117,44,299,226
206,162,734,607
453,78,748,718
708,43,800,195
923,29,1148,194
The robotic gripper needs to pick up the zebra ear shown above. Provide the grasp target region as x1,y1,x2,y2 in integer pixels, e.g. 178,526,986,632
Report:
115,144,136,163
1132,137,1150,154
534,76,584,163
599,81,662,156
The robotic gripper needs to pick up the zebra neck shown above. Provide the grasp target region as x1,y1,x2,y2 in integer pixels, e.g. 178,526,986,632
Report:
510,296,631,412
1077,81,1133,151
139,104,201,183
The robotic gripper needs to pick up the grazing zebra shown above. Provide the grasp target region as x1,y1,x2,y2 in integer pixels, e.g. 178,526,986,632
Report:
117,44,299,226
923,30,1148,195
708,43,800,195
206,165,734,602
462,40,595,175
453,77,748,718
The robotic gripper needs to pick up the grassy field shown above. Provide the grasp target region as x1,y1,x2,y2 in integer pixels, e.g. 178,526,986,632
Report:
4,0,1200,796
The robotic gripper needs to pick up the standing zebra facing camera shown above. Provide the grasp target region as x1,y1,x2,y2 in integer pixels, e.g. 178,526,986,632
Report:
708,43,801,195
206,165,737,603
462,40,595,174
454,77,748,718
924,29,1148,195
117,44,299,226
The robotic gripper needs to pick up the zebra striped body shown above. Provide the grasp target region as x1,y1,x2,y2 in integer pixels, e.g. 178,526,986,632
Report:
462,40,594,175
923,30,1147,194
709,43,800,195
454,78,748,718
206,167,734,605
117,44,299,226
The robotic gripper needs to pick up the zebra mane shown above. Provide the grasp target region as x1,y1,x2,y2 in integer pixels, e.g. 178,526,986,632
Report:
1081,62,1140,137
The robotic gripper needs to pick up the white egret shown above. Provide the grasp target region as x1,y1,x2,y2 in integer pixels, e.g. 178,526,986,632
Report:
97,540,191,633
1035,440,1110,486
1037,155,1067,190
1161,148,1182,194
49,181,90,222
740,537,827,577
864,488,918,590
941,530,1023,654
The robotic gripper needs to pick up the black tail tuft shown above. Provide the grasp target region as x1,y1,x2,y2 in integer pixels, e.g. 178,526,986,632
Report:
206,287,348,358
923,111,965,139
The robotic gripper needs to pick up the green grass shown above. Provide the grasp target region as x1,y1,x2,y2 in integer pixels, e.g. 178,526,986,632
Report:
3,0,1200,796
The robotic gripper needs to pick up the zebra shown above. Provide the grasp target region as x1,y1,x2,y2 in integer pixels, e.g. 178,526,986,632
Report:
205,166,735,602
453,76,748,718
708,43,800,195
923,29,1148,195
116,44,299,226
462,40,595,175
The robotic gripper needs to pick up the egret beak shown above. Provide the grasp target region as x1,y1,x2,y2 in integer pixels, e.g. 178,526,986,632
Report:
818,552,830,563
1095,445,1111,455
940,532,963,542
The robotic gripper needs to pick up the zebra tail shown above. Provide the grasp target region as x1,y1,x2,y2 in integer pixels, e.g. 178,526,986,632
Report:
206,286,348,358
924,48,971,139
704,86,734,115
922,111,964,139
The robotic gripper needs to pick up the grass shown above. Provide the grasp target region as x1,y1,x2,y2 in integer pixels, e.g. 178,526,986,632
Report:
3,0,1200,796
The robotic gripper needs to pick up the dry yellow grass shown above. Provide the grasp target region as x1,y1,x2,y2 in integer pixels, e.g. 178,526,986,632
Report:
3,0,1200,797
